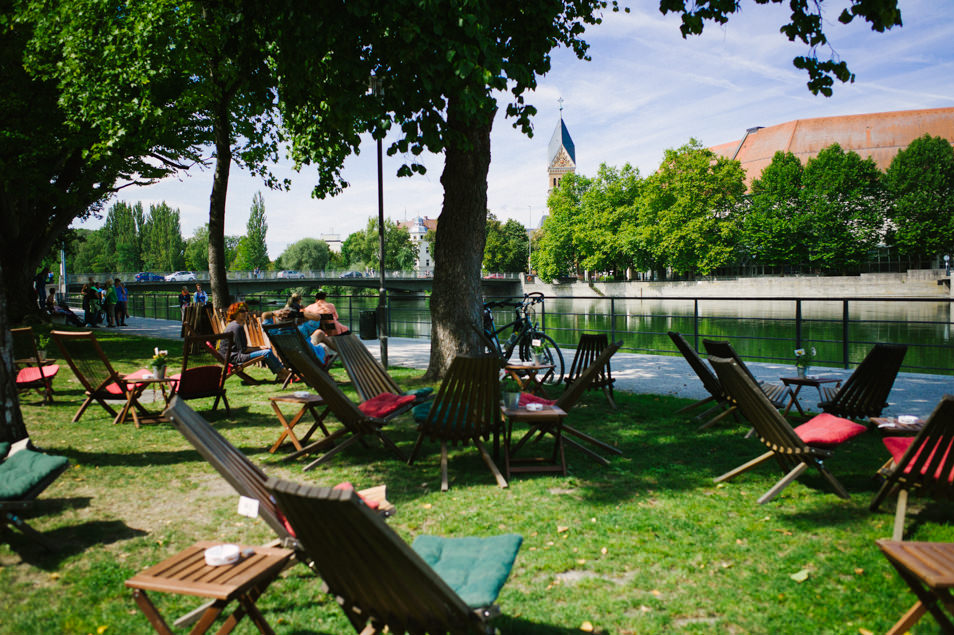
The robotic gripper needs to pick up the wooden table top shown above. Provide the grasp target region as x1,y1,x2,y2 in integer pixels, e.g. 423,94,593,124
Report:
125,541,294,601
878,540,954,588
501,404,567,419
871,417,925,432
505,362,555,372
269,393,325,405
779,376,841,386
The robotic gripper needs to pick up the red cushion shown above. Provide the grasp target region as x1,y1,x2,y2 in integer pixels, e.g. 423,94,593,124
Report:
358,393,416,418
519,392,556,407
794,412,866,447
884,435,954,483
104,368,153,394
333,481,380,510
16,364,59,385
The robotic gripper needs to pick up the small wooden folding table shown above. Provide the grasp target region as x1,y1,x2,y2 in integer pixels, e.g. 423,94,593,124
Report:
267,393,330,453
126,541,293,634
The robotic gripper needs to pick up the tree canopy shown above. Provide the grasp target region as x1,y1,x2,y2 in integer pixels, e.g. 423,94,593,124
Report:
483,214,529,273
341,219,416,272
277,238,333,272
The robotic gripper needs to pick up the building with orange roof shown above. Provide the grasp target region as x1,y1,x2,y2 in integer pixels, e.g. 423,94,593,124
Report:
710,107,954,188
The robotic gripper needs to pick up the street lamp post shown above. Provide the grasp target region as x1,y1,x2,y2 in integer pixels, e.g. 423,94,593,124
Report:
371,76,388,368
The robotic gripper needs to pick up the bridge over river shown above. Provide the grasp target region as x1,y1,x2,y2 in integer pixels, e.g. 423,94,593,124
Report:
68,272,523,296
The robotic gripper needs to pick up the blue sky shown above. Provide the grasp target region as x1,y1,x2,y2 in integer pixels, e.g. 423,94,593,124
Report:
79,0,954,259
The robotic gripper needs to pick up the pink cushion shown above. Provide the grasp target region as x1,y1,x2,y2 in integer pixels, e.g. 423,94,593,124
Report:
794,412,866,447
16,364,59,385
358,392,416,418
518,393,556,407
883,435,954,483
275,480,382,535
104,368,153,395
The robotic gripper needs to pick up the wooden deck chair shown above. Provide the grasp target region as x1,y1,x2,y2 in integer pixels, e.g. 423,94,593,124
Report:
514,341,624,467
318,312,337,335
709,356,867,504
335,332,433,403
244,312,269,350
668,331,736,429
50,330,152,422
871,395,954,540
818,343,907,419
1,438,70,549
164,397,393,547
265,328,413,470
563,333,617,408
702,339,792,409
265,477,522,635
183,323,261,385
11,326,60,404
408,355,506,491
877,539,954,635
169,333,232,415
263,322,337,389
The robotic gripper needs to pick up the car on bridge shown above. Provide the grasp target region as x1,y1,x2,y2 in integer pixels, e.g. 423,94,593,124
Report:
277,270,306,279
165,271,197,282
135,272,164,282
339,270,364,278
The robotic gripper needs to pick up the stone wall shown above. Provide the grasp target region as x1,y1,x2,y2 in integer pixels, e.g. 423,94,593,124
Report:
524,270,950,299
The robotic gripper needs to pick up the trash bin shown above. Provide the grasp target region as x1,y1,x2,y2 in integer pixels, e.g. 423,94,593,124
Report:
359,310,377,340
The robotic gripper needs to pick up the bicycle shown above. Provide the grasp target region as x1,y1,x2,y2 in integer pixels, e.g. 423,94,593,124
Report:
481,292,565,385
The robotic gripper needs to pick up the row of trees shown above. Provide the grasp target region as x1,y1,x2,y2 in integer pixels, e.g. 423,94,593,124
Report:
534,135,954,280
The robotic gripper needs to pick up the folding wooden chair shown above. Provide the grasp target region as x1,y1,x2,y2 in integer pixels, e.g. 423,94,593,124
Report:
668,331,736,429
50,330,152,423
408,355,505,491
871,395,954,540
183,323,261,386
265,477,522,634
563,333,617,408
168,333,232,415
703,339,792,409
819,343,907,419
877,540,954,635
263,322,336,390
265,328,413,470
11,326,59,405
709,356,867,504
335,332,433,403
1,439,70,549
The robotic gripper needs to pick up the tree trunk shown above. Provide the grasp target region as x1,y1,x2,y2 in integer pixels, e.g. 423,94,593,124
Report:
425,95,496,380
0,260,28,443
208,101,232,310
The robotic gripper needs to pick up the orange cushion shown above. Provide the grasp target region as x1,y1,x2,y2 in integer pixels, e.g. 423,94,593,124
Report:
16,364,59,385
358,393,416,418
794,412,866,447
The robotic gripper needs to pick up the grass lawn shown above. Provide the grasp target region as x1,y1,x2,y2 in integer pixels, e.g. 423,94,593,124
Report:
2,327,953,634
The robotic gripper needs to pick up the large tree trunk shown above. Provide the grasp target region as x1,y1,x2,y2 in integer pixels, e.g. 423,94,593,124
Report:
208,102,232,310
0,260,28,443
425,95,496,380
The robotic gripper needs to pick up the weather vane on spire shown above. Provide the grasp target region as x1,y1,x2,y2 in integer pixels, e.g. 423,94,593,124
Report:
558,97,564,113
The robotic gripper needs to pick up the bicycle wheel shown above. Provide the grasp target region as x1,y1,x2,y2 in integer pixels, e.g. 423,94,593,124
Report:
519,332,564,385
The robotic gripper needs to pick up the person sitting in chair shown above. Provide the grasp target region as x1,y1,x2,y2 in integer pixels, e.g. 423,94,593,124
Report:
219,303,288,381
300,291,346,352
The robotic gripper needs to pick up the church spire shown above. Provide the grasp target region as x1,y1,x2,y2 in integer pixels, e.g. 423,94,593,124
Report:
547,100,576,194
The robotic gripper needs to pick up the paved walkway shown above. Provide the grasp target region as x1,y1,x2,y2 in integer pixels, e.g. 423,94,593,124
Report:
110,313,951,419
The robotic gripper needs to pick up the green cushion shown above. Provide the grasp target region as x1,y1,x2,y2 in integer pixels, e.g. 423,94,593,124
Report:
0,449,68,500
411,533,522,608
0,442,9,461
403,387,434,400
412,401,433,423
411,400,471,427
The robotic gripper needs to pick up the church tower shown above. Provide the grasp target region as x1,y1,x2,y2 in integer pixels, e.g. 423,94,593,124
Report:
547,100,576,194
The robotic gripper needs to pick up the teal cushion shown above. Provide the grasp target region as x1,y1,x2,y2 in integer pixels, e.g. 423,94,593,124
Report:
412,401,433,423
411,533,522,608
411,400,471,428
0,449,68,500
403,387,434,401
0,442,9,461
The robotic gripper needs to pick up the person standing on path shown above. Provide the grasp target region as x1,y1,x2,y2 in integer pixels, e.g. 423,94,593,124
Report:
114,278,128,326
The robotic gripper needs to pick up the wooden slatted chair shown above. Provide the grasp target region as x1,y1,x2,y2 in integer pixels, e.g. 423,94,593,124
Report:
50,330,152,423
1,438,70,549
702,339,792,409
818,343,907,419
184,323,261,386
164,397,393,548
871,395,954,540
265,328,412,470
265,477,522,635
877,540,954,635
11,326,60,405
563,333,617,408
514,341,624,466
335,332,433,403
409,355,506,491
263,322,336,390
168,333,232,415
709,356,867,504
668,331,736,429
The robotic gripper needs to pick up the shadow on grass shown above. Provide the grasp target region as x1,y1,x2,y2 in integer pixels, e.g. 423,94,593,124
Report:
5,518,147,569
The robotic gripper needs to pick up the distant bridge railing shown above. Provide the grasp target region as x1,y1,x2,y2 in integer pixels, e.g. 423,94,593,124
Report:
69,270,523,282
